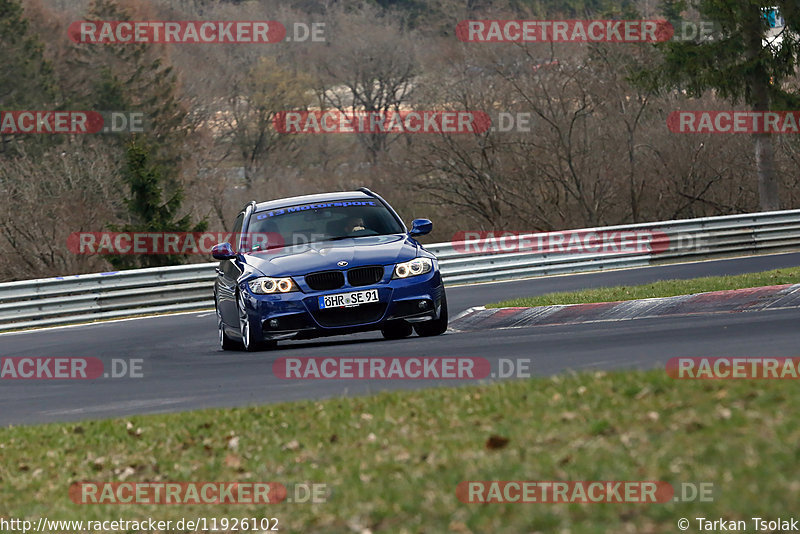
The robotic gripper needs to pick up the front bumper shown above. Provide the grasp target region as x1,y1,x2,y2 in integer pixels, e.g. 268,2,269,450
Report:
240,267,444,341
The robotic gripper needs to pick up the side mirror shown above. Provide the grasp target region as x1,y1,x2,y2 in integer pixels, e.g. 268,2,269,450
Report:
211,242,236,260
409,218,433,237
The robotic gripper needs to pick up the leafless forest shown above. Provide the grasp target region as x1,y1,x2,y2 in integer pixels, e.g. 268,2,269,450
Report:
1,0,799,281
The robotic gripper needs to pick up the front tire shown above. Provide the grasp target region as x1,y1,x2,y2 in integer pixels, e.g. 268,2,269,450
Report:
216,292,241,351
414,292,448,337
381,321,413,340
237,292,276,351
218,312,240,351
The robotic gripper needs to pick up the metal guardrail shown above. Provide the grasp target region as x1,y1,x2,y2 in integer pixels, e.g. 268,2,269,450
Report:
2,209,800,332
430,209,800,284
0,263,217,331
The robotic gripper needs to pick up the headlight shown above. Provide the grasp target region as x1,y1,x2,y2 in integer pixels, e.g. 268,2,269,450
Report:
393,257,433,279
247,277,298,294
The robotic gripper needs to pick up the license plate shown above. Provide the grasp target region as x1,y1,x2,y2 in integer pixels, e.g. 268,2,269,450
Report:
318,289,379,309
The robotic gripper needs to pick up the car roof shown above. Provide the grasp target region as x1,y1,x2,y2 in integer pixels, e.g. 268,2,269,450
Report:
253,190,374,212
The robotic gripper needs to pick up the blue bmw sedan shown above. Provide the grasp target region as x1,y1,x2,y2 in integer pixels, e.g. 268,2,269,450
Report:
212,188,447,351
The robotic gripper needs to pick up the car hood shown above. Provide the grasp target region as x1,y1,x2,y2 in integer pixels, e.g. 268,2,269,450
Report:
244,234,424,277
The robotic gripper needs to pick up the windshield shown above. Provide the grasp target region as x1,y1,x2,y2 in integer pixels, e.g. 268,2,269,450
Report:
247,199,404,250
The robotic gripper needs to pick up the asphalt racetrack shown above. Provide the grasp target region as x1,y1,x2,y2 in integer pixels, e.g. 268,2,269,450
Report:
2,252,799,426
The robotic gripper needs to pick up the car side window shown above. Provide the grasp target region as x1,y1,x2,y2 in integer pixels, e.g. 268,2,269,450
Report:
231,213,244,237
228,212,244,250
221,213,245,278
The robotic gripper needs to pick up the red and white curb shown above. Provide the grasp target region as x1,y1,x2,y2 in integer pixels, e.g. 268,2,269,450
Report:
450,283,800,332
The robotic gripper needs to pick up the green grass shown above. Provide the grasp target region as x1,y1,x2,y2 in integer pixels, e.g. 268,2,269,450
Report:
2,371,799,533
487,267,800,308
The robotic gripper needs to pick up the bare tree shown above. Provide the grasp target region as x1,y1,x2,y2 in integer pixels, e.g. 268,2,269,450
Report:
314,7,418,163
214,56,314,185
0,140,125,281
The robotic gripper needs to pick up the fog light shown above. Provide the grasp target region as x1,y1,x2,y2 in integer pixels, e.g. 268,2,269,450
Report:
269,319,279,328
419,300,428,309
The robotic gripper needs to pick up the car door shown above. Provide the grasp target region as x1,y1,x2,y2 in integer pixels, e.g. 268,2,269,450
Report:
216,211,245,327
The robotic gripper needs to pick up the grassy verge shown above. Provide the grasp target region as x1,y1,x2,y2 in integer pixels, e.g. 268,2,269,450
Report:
2,370,798,533
487,266,800,308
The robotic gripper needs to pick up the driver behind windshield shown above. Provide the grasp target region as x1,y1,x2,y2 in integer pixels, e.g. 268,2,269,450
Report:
343,216,366,234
